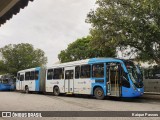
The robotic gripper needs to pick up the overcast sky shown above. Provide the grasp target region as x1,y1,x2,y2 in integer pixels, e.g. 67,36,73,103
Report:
0,0,96,66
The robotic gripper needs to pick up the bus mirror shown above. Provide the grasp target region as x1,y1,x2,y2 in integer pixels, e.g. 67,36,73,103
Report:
122,77,130,88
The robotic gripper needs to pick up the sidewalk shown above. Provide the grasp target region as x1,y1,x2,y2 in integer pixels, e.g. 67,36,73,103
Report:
142,93,160,101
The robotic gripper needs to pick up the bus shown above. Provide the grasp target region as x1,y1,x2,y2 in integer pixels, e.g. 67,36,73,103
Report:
16,58,144,99
46,58,144,99
143,66,160,93
16,67,45,93
0,74,16,91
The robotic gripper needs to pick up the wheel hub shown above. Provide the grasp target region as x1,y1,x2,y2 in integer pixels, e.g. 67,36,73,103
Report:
97,90,102,96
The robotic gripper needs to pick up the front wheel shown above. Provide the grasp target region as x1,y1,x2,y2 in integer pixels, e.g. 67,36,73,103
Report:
25,86,29,94
53,86,60,96
94,87,105,100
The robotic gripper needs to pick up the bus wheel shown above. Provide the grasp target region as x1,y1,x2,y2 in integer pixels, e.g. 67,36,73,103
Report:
94,87,104,100
53,86,60,96
25,86,29,94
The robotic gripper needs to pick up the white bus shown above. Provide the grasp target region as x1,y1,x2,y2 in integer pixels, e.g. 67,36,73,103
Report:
143,66,160,93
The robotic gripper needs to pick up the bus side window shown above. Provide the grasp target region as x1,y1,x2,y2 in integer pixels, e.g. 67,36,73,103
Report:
35,71,39,80
47,69,53,80
25,72,30,80
121,71,130,88
61,68,64,79
53,68,64,79
20,75,24,81
118,64,130,88
92,63,104,78
75,66,80,79
80,65,91,78
17,73,20,80
30,71,35,80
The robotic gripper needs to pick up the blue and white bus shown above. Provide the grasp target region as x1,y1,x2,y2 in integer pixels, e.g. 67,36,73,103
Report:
16,67,45,93
16,58,144,99
45,58,144,99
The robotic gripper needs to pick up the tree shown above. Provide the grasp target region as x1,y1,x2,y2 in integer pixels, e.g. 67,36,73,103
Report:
58,36,116,63
86,0,160,65
0,43,47,75
0,60,6,74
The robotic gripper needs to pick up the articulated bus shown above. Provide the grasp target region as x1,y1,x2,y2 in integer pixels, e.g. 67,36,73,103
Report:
16,58,144,99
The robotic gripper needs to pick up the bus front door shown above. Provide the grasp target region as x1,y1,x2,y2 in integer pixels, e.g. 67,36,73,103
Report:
106,63,122,97
19,74,24,90
65,67,74,93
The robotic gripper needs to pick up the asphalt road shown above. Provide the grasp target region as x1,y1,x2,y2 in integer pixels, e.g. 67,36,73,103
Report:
0,91,160,120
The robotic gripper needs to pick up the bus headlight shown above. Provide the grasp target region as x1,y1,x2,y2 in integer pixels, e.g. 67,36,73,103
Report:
132,84,137,91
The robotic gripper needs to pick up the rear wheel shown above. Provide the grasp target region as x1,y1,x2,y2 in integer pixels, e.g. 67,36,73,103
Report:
94,87,105,100
53,86,60,96
25,86,29,94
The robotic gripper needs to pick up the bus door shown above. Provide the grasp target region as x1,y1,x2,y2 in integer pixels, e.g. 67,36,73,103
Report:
106,63,122,97
64,67,74,93
19,73,24,90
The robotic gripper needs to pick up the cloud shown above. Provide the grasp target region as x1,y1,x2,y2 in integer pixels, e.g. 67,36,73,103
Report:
0,0,96,66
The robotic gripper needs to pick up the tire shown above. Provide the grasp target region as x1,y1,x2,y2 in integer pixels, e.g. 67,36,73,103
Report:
53,86,60,96
94,87,105,100
25,86,29,94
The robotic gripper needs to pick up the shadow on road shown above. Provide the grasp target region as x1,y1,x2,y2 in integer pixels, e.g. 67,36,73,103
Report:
106,94,160,103
12,91,160,104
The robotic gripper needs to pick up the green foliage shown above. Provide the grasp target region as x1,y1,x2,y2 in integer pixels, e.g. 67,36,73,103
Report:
0,43,47,75
58,36,116,63
86,0,160,65
0,60,6,74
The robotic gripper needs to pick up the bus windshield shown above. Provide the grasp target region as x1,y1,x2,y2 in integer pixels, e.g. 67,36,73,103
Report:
124,61,143,88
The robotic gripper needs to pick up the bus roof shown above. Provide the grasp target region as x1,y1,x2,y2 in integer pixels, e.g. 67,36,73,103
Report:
48,59,90,69
48,58,126,69
88,58,125,63
17,58,131,72
18,67,40,73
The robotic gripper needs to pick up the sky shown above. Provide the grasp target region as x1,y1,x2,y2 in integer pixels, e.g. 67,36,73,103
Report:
0,0,96,66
